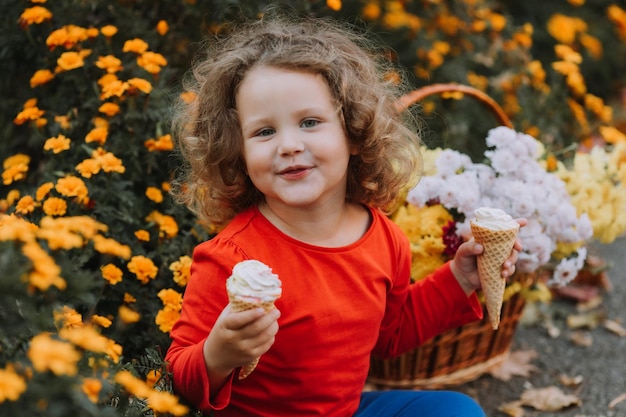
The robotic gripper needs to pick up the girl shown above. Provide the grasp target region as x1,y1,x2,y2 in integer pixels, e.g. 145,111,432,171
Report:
167,13,522,417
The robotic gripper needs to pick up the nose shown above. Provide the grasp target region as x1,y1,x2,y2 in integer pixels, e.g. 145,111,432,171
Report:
277,128,305,155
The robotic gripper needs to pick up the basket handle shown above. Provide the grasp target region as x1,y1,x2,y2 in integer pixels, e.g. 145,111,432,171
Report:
396,83,514,128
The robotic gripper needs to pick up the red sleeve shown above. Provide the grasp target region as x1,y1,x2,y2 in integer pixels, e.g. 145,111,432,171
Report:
373,261,483,358
165,238,244,412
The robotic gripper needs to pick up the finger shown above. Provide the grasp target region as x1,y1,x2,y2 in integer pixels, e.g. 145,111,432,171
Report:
515,217,528,227
224,306,267,331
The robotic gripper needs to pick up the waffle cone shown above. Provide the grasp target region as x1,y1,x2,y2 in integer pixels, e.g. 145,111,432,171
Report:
470,221,519,330
228,292,276,379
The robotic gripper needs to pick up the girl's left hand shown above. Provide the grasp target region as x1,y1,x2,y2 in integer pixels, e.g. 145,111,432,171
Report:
451,218,527,296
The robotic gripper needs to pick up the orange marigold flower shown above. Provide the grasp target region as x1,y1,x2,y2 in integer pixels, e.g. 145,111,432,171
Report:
97,151,126,174
92,235,131,259
91,315,112,328
170,255,191,287
118,305,141,324
30,69,54,88
27,333,80,376
19,6,52,26
579,33,603,60
53,306,83,329
146,390,189,416
124,293,137,303
44,134,71,154
145,134,173,151
158,288,183,310
85,126,108,145
488,12,507,32
134,229,150,241
16,195,36,215
127,77,152,94
146,369,161,387
46,25,89,49
2,154,30,185
57,51,85,72
55,115,71,130
76,158,101,178
362,2,381,20
36,182,54,201
0,214,36,243
100,25,118,37
555,44,582,64
599,126,626,144
155,306,180,333
98,102,120,117
123,38,149,54
146,187,163,203
566,71,586,96
55,176,89,203
180,91,196,104
607,5,626,41
127,255,158,284
547,14,583,44
0,366,27,402
552,60,579,76
156,20,169,36
327,0,341,11
137,51,167,74
42,197,67,216
115,370,150,397
86,27,99,38
59,326,111,353
14,106,45,125
100,79,129,100
146,210,178,238
81,378,102,403
101,263,123,285
96,55,123,73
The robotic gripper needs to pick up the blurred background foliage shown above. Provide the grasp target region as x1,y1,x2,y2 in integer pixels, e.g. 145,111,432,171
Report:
0,0,624,416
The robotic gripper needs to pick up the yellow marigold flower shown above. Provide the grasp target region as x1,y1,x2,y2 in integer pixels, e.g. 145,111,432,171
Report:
137,51,167,74
100,79,129,100
28,333,80,376
44,134,71,154
146,369,161,387
85,126,108,145
123,38,150,54
146,186,164,203
555,44,582,64
2,162,29,185
46,25,89,49
607,5,626,41
0,366,27,403
118,305,141,324
158,288,183,310
16,195,36,215
55,176,88,203
547,14,578,44
60,326,111,353
56,51,85,72
599,126,626,144
34,182,53,201
135,229,150,241
127,77,153,94
91,314,112,328
488,12,507,32
30,69,54,88
54,306,83,329
101,263,123,285
579,33,603,60
124,293,137,303
146,390,189,416
161,181,171,192
14,106,45,125
144,134,173,151
76,158,101,178
528,60,547,86
170,255,192,287
6,190,21,206
180,91,196,104
115,370,150,397
81,378,102,403
156,20,169,35
155,306,180,333
566,71,586,96
327,0,341,11
55,115,71,130
19,6,52,26
98,102,120,117
92,235,131,259
106,339,123,363
42,197,67,217
96,55,123,73
38,223,84,250
552,60,579,76
362,2,381,20
86,27,99,38
146,210,179,238
4,154,30,170
567,98,589,130
100,25,118,37
97,151,126,174
127,255,158,284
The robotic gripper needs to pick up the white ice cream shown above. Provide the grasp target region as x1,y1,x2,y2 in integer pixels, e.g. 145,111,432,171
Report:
472,207,519,231
226,260,282,302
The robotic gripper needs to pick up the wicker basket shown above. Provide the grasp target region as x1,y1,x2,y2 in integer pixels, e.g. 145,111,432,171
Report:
368,84,529,390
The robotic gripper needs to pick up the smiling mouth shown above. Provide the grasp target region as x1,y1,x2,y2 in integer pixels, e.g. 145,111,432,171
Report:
278,166,311,177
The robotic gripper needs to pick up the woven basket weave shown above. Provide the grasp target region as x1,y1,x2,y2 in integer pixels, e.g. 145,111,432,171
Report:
368,84,528,389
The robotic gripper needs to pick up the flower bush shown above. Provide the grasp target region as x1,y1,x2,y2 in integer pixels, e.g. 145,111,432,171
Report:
1,0,625,416
398,126,593,287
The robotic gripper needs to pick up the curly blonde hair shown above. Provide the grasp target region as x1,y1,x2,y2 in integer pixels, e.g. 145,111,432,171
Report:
172,13,422,229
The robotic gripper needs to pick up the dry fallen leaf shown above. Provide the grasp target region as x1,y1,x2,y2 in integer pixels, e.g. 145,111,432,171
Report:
568,330,593,347
558,373,584,387
566,310,606,329
498,400,525,417
609,392,626,409
488,350,539,381
519,386,581,412
604,319,626,337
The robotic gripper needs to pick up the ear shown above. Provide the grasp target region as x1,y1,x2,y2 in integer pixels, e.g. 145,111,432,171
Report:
350,145,359,155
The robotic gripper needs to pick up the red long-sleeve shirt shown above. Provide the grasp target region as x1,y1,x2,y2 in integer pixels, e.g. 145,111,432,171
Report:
166,206,482,416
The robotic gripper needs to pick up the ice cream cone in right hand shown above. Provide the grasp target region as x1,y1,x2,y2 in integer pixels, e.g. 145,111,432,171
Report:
226,260,282,379
470,207,520,330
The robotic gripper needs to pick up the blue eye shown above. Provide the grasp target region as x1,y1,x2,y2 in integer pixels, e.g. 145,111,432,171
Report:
257,128,275,137
301,119,319,128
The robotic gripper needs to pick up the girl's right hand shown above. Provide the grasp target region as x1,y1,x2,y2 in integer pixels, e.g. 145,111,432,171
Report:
203,304,280,382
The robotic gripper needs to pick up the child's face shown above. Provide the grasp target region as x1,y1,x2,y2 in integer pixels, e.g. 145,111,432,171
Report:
237,66,356,212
